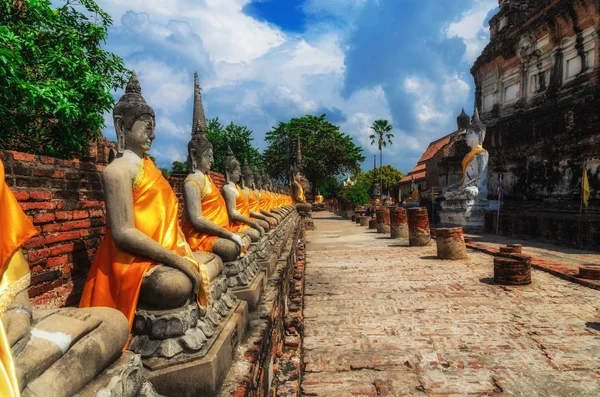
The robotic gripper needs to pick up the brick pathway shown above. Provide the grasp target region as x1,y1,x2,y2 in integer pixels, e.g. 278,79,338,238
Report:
302,212,600,397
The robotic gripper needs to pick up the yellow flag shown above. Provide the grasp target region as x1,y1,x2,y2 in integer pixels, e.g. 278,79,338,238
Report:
582,164,590,208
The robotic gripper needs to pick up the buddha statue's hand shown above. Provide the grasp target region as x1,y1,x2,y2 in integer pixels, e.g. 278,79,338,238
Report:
257,225,265,237
231,234,244,251
172,256,201,296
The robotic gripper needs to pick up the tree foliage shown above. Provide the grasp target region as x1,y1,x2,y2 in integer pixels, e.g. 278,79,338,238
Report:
369,119,394,151
356,165,404,195
263,114,365,194
343,181,371,206
206,117,263,174
0,0,129,159
171,161,188,173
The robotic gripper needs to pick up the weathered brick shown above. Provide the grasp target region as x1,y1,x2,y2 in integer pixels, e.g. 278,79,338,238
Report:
22,236,45,249
28,248,50,262
12,190,30,201
47,254,69,268
42,223,61,233
45,231,80,244
55,211,73,220
12,152,37,162
72,210,89,219
20,202,56,211
50,243,76,256
33,213,55,223
61,219,91,231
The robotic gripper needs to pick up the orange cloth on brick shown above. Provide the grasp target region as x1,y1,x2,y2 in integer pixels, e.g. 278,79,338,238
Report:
182,174,230,253
249,190,260,214
291,183,305,204
1,159,37,397
80,157,210,328
230,185,250,233
461,147,485,184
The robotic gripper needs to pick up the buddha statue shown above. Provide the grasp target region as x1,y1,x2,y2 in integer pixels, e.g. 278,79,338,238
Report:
438,108,490,231
291,164,312,214
80,71,211,326
260,174,283,222
0,159,132,397
241,161,272,231
181,74,250,263
255,169,279,226
315,190,324,204
440,109,489,201
221,147,264,242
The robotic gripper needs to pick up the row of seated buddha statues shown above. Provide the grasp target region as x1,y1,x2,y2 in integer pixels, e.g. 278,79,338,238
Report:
75,71,298,395
1,158,161,397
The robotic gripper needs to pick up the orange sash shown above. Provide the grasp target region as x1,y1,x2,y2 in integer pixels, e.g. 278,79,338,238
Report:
291,183,305,204
259,190,270,211
230,185,250,232
1,159,37,397
461,147,485,184
80,157,209,328
182,175,230,252
249,190,260,213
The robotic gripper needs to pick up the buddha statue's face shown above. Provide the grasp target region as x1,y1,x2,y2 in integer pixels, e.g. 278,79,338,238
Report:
244,173,254,187
465,127,481,150
294,171,302,183
197,147,213,172
229,164,241,183
117,113,155,155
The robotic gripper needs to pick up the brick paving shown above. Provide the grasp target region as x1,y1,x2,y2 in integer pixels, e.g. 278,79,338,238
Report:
302,212,600,397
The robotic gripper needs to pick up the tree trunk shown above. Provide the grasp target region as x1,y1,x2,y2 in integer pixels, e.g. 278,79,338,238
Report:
380,149,383,199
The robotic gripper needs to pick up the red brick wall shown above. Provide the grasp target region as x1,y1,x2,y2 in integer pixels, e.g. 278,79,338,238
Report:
1,149,228,309
1,150,106,308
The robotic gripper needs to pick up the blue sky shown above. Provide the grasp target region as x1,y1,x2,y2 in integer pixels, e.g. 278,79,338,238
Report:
96,0,498,174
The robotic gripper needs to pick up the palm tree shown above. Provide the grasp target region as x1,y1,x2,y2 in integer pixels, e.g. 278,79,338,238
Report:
369,119,394,199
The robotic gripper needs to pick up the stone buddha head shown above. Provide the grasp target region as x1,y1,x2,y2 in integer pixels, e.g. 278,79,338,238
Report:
113,71,156,155
242,160,254,189
466,108,486,150
253,168,263,190
224,146,241,184
261,174,271,191
188,122,213,173
291,164,303,184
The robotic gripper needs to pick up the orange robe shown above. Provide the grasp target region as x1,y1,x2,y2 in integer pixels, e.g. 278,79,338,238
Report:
229,185,250,233
1,159,37,397
249,190,261,214
182,175,230,253
259,190,270,212
291,183,306,204
80,157,209,328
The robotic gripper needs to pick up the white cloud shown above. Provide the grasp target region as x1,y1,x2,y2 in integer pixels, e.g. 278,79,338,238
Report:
445,0,497,63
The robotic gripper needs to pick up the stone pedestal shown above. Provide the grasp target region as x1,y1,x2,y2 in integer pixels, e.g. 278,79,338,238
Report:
359,216,369,227
433,227,467,260
375,208,390,234
499,244,523,254
390,207,408,239
145,301,248,397
407,207,430,246
231,271,265,311
579,264,600,280
368,219,377,229
77,351,162,397
439,198,489,233
493,256,531,285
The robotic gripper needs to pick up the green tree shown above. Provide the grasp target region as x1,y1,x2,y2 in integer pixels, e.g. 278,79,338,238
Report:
206,117,263,174
159,168,170,178
0,0,129,159
263,114,365,195
343,181,371,206
369,120,394,197
171,161,188,173
356,164,404,197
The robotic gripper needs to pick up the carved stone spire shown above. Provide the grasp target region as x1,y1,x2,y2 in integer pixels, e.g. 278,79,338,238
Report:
296,135,302,165
192,71,207,135
457,108,470,131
